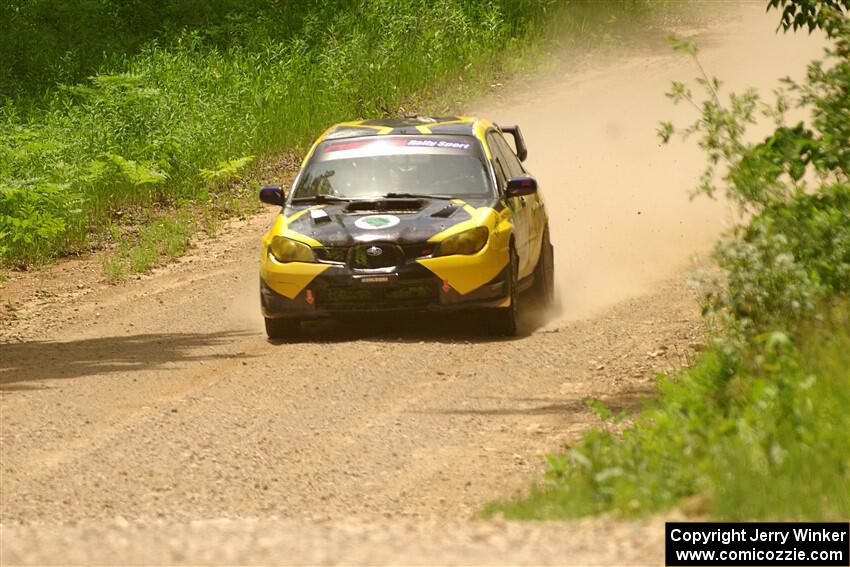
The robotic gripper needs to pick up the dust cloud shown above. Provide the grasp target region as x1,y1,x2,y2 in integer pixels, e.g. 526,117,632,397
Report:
473,2,825,322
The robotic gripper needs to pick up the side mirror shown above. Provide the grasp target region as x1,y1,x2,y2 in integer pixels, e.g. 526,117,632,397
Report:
259,185,286,206
505,176,537,198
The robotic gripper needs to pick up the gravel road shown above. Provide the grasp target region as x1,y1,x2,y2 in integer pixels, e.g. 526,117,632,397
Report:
0,4,824,565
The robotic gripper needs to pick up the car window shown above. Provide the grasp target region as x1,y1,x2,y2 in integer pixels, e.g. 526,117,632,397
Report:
492,157,508,192
294,136,494,199
492,133,525,178
296,154,490,198
486,132,510,191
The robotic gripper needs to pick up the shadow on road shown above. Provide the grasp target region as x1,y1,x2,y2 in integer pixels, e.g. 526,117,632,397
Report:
0,331,254,390
274,296,557,345
413,388,657,417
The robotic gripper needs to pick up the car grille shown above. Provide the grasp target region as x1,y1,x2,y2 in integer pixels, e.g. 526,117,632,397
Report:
350,243,401,270
315,243,433,268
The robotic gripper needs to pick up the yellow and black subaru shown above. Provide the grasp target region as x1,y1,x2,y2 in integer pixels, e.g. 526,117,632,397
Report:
258,116,554,338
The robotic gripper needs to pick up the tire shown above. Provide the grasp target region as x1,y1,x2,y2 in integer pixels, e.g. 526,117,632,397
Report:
532,227,555,308
264,317,301,340
489,245,519,336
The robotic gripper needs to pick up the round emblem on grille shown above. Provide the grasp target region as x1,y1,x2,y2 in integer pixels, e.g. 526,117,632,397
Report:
354,214,400,230
365,246,383,257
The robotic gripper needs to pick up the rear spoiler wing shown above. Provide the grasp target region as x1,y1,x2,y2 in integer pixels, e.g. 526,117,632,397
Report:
496,124,528,162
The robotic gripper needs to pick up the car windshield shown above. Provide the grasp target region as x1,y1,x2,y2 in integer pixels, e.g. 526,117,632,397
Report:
291,137,492,200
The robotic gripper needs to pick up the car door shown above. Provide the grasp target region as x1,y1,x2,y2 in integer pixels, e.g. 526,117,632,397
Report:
497,132,545,276
487,130,534,278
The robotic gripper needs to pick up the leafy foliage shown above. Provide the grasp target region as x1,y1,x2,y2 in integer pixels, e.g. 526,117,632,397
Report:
199,156,255,187
0,182,72,262
769,0,849,36
659,0,850,338
712,185,850,336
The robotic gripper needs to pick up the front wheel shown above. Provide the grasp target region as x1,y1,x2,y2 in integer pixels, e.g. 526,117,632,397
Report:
264,317,301,340
489,245,519,336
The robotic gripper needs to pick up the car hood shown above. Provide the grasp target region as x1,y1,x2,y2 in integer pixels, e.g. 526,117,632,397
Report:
281,197,496,246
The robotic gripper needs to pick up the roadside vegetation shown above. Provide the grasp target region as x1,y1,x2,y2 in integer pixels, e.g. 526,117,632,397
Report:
486,0,850,521
1,0,662,275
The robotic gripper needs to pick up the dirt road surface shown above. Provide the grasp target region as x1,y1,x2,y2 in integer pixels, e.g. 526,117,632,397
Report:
0,4,825,565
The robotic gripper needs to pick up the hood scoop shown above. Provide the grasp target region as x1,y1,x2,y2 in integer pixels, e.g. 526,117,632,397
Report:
310,208,332,224
431,204,459,218
345,199,424,214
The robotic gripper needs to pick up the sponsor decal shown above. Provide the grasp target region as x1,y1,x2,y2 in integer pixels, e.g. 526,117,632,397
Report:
324,139,407,152
354,214,401,230
406,139,471,150
325,138,470,154
324,140,369,152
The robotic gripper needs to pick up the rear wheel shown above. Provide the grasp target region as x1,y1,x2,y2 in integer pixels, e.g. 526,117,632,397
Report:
264,317,301,340
532,227,555,308
489,245,519,336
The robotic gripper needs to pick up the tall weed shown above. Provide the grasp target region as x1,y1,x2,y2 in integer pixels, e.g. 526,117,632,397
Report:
0,0,661,267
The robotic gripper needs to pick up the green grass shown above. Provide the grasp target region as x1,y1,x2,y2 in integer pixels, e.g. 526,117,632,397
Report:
1,0,665,269
100,209,193,284
484,300,850,521
100,255,128,285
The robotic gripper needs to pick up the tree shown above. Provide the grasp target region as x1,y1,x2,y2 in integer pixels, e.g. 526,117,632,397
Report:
660,0,850,336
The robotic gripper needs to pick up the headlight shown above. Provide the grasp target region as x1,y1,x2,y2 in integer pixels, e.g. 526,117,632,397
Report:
435,226,489,256
269,236,315,263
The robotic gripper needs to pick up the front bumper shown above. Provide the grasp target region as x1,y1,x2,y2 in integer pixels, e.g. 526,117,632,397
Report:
261,262,509,319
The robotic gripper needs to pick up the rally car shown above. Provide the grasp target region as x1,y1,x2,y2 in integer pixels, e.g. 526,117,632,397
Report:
258,116,554,338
